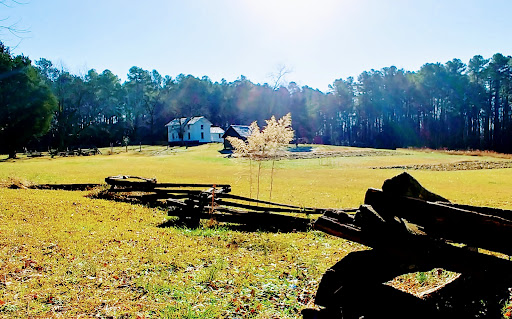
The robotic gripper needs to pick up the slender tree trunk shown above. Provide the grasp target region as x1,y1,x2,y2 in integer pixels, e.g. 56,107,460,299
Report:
269,158,275,201
257,160,261,201
8,149,16,159
249,158,253,198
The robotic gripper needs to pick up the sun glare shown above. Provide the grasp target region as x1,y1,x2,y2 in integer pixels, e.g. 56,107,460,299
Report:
243,0,341,33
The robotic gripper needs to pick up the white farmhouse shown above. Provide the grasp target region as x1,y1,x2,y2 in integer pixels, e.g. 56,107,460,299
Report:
210,126,225,143
165,116,212,145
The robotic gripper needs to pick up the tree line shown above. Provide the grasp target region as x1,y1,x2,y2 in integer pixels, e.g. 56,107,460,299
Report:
1,41,512,155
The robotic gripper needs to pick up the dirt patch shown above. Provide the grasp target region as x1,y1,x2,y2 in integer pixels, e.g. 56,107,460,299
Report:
375,160,512,171
278,149,403,160
411,148,512,159
0,177,33,189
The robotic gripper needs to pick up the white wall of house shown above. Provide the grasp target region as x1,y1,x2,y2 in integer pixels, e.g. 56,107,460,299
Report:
188,118,211,143
166,117,212,143
211,132,224,143
210,127,225,143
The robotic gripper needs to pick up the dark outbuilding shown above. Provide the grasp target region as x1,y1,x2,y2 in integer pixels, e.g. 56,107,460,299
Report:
222,125,252,150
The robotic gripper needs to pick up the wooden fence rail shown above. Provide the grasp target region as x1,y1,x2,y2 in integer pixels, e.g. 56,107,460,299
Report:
98,175,329,229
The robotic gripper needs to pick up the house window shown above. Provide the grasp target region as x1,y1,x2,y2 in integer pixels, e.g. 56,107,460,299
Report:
188,132,190,140
201,132,204,139
188,124,190,129
201,125,204,130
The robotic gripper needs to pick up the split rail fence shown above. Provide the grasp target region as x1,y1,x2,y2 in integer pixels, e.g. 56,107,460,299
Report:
102,175,328,230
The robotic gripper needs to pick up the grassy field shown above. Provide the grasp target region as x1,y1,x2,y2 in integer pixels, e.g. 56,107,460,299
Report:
1,144,512,318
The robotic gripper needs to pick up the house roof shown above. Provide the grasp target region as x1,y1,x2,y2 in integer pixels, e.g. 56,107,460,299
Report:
165,116,212,127
188,116,212,125
210,126,225,134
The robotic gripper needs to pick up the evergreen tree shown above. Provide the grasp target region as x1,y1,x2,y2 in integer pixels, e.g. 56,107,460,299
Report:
0,42,57,158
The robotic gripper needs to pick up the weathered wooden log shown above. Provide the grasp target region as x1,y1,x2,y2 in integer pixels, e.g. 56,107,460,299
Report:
315,215,367,245
30,183,102,191
214,199,315,214
382,172,449,202
311,248,505,319
439,202,512,221
365,188,512,255
105,175,157,190
321,208,357,224
203,186,231,195
314,212,512,279
108,188,203,195
219,193,327,213
202,208,312,230
156,183,231,190
352,204,390,233
165,198,189,209
313,250,448,319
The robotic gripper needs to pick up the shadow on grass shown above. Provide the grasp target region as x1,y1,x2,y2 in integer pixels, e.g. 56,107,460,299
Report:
218,149,232,155
157,215,313,233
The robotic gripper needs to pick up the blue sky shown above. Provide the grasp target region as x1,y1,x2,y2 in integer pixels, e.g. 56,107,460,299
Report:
3,0,512,92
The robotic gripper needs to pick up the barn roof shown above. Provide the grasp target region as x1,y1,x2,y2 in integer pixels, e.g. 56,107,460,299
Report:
222,125,252,139
232,125,251,138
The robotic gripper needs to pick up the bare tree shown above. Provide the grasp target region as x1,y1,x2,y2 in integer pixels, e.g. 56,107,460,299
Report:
268,64,293,90
0,0,29,47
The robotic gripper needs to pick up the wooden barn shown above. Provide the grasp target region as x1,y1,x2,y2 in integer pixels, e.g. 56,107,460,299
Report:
222,125,251,150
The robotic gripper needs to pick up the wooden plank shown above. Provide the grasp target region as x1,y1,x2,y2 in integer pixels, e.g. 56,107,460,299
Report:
314,215,366,244
365,188,512,256
156,183,231,189
219,193,327,213
108,189,202,195
165,198,188,208
215,199,314,214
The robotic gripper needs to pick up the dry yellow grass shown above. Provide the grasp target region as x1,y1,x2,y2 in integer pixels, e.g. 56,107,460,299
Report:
1,144,512,317
0,188,363,318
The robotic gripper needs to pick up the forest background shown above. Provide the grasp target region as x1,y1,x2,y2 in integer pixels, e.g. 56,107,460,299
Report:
3,51,512,154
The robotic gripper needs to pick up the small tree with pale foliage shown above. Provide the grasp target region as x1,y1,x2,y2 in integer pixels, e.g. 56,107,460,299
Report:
227,113,294,200
263,113,294,200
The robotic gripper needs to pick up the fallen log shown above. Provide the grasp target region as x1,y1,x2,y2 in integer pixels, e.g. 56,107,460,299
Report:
439,202,512,221
382,172,449,202
105,175,157,190
30,183,102,191
314,212,512,281
365,188,512,256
